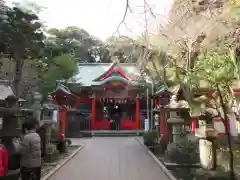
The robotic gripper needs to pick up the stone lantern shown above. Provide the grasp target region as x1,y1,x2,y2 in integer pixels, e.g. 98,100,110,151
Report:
0,95,22,180
195,110,218,170
167,110,189,143
164,95,199,164
165,95,191,143
39,95,58,161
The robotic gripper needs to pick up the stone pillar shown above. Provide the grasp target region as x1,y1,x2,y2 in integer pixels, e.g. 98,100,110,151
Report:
199,139,217,170
167,111,185,143
172,124,184,143
32,92,42,125
195,128,218,170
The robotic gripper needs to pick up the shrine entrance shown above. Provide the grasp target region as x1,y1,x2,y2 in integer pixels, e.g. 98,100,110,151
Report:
51,61,147,133
94,98,139,130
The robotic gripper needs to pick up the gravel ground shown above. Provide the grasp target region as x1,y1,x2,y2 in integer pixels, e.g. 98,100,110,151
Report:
41,146,80,178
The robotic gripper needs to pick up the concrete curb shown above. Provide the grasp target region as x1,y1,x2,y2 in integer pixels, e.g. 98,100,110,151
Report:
41,145,84,180
135,137,177,180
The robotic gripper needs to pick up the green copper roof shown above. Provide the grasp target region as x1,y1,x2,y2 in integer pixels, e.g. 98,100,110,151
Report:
155,84,181,95
71,62,142,86
155,85,172,94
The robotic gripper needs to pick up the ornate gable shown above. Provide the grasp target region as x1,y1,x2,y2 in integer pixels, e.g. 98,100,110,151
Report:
93,61,134,81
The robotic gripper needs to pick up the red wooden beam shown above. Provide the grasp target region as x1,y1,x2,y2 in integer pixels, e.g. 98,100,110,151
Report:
135,99,140,129
92,98,96,129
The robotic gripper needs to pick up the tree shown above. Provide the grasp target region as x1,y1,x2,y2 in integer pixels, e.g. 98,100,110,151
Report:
105,35,145,63
190,50,239,180
40,54,77,97
43,26,107,63
0,6,44,96
140,1,240,178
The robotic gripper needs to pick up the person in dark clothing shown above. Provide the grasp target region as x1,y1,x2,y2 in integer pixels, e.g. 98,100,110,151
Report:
15,117,41,180
107,100,115,130
113,103,122,130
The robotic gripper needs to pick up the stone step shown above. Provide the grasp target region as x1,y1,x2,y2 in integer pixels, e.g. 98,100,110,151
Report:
78,130,144,137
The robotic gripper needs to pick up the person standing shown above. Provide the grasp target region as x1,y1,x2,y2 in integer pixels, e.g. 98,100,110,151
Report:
106,100,114,130
113,103,122,130
15,117,42,180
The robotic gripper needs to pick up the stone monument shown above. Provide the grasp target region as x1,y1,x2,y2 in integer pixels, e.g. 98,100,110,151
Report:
164,94,199,164
166,95,190,143
0,95,22,180
40,95,59,162
194,110,228,180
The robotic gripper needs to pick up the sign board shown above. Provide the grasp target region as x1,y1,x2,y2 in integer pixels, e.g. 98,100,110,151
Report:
212,118,230,135
144,119,149,132
53,110,58,122
213,120,226,134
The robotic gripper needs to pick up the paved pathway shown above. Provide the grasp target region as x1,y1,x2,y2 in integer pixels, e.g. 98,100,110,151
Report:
49,137,170,180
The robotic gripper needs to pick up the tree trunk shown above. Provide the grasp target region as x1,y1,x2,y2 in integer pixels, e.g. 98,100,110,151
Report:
216,85,235,180
13,59,24,97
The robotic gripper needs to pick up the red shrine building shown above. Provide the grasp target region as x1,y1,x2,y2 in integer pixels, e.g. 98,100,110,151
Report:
51,61,150,135
50,61,240,138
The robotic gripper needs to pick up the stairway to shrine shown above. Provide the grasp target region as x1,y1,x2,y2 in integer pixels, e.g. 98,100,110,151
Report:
80,130,144,137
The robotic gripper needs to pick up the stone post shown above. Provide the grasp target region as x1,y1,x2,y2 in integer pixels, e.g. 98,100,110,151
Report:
195,127,218,170
41,95,58,158
193,127,230,180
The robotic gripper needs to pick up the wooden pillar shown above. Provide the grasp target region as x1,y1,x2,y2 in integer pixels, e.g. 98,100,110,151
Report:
135,98,140,129
92,98,96,129
160,112,166,132
74,97,80,111
58,106,67,141
191,117,197,133
159,95,168,140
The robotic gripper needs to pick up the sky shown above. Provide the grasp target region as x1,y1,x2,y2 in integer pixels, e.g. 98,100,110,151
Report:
6,0,173,40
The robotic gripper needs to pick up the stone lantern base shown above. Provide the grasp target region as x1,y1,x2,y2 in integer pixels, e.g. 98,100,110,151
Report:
193,168,229,180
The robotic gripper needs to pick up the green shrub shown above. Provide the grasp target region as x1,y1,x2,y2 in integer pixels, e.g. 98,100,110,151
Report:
143,130,157,139
51,127,59,141
143,131,157,147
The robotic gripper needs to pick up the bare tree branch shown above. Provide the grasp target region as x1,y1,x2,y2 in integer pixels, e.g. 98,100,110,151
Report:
112,0,130,36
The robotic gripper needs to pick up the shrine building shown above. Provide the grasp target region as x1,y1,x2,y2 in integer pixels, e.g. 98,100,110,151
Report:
51,61,151,135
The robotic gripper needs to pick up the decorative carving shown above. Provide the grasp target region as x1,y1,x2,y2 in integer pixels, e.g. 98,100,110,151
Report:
167,95,189,108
